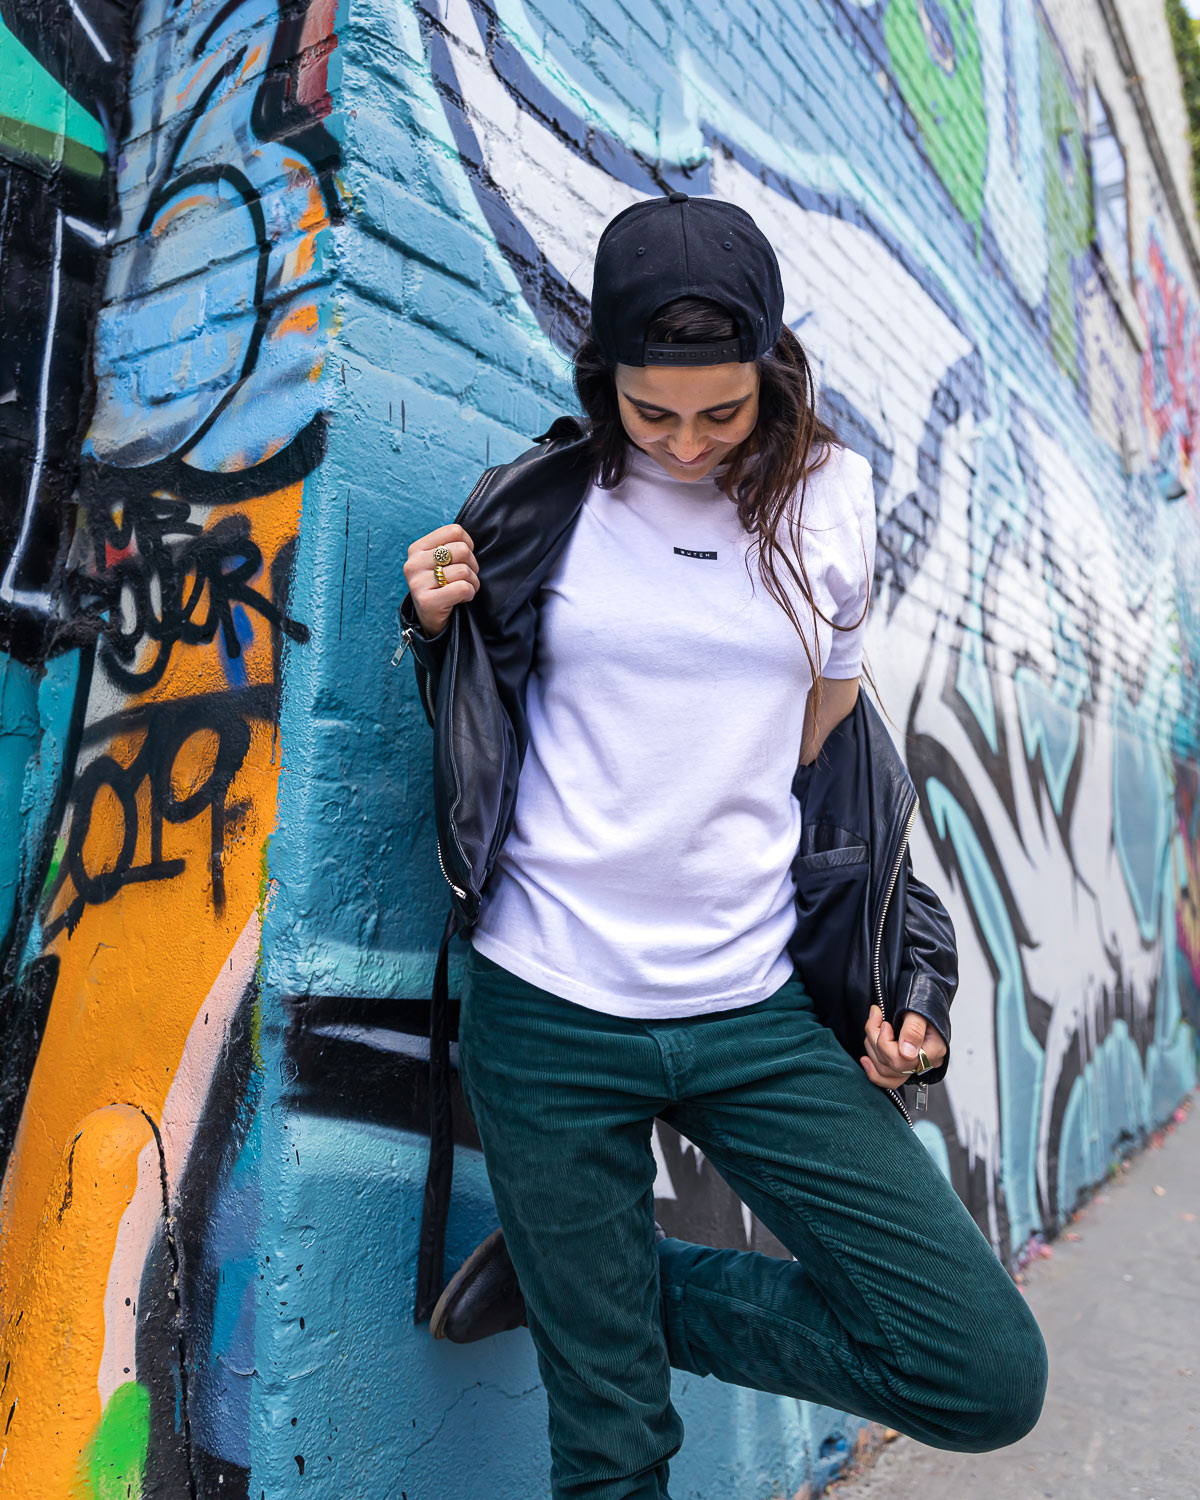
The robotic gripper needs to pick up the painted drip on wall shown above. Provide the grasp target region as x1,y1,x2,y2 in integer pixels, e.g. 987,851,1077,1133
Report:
0,0,1197,1496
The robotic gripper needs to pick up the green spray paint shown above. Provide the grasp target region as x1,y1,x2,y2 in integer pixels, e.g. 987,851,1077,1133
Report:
883,0,987,241
0,12,106,176
41,837,66,899
1038,16,1092,383
79,1380,150,1500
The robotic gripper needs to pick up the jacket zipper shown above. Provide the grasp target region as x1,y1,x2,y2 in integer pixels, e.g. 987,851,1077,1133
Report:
392,627,468,901
429,463,511,913
420,662,435,723
392,626,415,667
438,629,476,909
436,835,467,901
873,793,920,1127
395,465,500,890
393,628,439,737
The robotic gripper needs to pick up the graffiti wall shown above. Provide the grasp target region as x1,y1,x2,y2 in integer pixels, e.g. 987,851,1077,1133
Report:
0,0,1197,1495
0,0,339,1489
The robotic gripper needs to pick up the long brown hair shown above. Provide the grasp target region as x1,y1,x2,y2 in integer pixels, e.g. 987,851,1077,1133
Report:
540,295,877,727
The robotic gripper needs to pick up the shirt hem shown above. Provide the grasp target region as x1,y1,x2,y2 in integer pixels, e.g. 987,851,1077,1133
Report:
469,926,795,1018
820,655,863,680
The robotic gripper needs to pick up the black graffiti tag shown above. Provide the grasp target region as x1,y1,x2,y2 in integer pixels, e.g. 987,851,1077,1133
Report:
78,493,309,693
44,692,271,939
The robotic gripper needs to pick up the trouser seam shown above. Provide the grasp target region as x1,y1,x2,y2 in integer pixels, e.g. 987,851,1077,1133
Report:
698,1119,909,1365
679,1279,893,1401
661,1281,694,1373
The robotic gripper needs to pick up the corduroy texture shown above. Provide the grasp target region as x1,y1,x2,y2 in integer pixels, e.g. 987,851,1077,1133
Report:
457,943,1047,1500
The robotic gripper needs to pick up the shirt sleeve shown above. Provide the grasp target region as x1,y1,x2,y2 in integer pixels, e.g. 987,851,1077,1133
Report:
820,451,877,680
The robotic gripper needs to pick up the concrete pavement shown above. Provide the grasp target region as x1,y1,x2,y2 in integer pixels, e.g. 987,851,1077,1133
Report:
830,1085,1200,1500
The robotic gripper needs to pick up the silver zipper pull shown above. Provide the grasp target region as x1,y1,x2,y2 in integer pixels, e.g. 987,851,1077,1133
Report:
916,1081,929,1111
391,626,416,667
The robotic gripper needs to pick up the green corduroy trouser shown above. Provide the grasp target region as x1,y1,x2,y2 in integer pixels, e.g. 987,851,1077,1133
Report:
456,941,1048,1500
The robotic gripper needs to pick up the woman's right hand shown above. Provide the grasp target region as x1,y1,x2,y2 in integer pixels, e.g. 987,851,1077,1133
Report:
403,523,480,635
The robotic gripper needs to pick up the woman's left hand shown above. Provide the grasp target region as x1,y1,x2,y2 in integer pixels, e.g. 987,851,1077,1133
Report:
860,1004,947,1089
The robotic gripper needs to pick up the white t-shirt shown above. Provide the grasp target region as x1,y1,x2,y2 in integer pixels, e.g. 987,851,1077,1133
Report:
470,439,877,1018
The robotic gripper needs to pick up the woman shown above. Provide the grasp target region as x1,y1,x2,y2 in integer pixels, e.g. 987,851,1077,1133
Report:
399,194,1047,1500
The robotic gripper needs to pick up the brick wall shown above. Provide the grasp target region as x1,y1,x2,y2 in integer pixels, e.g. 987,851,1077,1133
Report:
0,1,1197,1495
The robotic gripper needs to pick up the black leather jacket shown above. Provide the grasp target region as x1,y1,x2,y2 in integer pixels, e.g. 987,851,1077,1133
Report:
396,421,958,1320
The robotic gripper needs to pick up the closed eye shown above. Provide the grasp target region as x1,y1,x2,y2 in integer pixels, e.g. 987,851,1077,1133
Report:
639,410,740,424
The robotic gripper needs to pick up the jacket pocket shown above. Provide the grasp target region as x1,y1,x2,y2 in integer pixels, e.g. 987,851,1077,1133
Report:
796,817,868,856
788,835,872,1060
794,843,867,872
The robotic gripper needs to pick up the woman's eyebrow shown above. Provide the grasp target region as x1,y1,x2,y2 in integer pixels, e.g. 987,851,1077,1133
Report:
626,393,753,415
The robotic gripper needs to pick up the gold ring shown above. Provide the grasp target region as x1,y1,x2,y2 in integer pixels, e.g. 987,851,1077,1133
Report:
432,545,453,566
433,563,447,587
912,1048,932,1075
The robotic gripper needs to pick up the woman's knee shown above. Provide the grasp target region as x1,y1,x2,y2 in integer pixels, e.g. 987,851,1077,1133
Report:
881,1276,1048,1452
976,1307,1048,1448
939,1296,1049,1451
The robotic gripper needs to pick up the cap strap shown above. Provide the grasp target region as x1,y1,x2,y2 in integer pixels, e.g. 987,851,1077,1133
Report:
643,340,744,365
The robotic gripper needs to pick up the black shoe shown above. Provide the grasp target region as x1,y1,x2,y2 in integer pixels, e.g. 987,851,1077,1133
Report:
430,1222,669,1342
429,1228,527,1343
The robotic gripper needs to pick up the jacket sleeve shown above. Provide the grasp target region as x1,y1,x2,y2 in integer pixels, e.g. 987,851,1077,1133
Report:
398,589,453,731
893,850,957,1088
397,462,507,728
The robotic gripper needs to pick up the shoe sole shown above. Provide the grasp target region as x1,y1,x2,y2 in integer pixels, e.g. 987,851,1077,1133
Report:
428,1226,507,1340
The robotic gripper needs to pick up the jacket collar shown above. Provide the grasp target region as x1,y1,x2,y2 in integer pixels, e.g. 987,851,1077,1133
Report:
465,433,594,625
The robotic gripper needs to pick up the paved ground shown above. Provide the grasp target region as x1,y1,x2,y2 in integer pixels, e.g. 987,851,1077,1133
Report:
830,1085,1200,1500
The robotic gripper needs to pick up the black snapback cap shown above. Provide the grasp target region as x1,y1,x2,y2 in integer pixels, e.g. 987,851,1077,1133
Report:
589,192,785,367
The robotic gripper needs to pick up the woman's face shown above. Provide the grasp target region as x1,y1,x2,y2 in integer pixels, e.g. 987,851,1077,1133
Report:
614,361,760,482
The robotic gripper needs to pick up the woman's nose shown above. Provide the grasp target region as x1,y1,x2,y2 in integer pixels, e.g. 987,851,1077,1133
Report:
669,429,707,461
